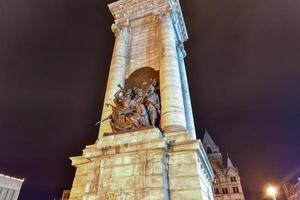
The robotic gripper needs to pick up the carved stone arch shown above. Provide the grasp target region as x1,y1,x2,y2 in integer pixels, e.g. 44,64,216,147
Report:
125,67,159,89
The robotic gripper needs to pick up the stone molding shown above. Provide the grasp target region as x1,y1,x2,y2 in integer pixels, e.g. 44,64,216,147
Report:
169,0,188,42
0,174,24,190
177,43,187,58
108,0,188,42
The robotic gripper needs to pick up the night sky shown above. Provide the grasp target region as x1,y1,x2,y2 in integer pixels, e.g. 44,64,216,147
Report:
0,0,300,199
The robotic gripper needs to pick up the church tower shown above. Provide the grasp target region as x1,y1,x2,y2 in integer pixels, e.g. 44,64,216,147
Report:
203,129,223,168
68,1,214,200
203,130,246,200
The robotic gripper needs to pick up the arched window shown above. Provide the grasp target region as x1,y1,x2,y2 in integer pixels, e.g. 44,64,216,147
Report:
231,176,237,182
233,186,239,193
206,147,212,154
214,188,220,194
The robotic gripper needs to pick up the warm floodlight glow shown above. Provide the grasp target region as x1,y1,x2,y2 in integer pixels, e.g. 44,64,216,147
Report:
267,186,277,199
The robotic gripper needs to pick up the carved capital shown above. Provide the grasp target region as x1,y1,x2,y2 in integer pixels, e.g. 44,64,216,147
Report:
160,4,173,17
153,5,172,24
111,19,130,36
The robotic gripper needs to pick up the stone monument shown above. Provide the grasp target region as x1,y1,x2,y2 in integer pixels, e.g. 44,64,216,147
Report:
69,0,214,199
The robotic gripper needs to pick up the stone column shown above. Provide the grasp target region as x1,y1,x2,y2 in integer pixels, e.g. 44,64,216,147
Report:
177,44,196,139
98,20,130,137
159,13,186,132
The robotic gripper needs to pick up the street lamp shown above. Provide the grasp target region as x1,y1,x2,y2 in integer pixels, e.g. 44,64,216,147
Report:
267,186,277,200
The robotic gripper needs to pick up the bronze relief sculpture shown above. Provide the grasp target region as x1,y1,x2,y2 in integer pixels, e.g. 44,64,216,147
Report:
103,79,160,133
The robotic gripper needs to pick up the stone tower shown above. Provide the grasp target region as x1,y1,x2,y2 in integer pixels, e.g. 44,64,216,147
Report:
203,130,245,200
69,1,214,200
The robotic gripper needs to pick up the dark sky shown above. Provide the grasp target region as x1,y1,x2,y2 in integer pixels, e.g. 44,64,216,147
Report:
0,0,299,199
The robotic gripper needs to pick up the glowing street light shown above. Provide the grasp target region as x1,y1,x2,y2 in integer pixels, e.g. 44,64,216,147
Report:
267,186,277,200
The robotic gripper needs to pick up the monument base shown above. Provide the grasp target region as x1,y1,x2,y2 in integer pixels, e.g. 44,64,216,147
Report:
69,128,213,200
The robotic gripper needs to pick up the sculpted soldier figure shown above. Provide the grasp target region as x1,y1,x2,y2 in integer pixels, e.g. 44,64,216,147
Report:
114,84,133,109
107,85,135,132
106,103,133,132
99,79,161,133
144,80,160,126
133,88,149,126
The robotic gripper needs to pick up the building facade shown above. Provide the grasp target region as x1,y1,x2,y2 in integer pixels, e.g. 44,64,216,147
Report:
68,0,215,199
283,178,300,200
0,173,24,200
203,130,246,200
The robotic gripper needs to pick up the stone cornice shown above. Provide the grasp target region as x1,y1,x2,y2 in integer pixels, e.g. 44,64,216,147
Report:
70,155,89,166
0,174,24,190
108,0,188,42
169,0,188,42
108,0,169,21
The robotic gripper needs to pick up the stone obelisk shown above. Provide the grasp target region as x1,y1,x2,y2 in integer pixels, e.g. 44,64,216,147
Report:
69,0,214,199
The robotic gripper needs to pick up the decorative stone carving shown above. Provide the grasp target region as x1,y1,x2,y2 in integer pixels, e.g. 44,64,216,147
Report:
169,0,188,42
102,79,160,133
109,0,168,20
111,19,131,36
108,0,188,43
105,191,126,200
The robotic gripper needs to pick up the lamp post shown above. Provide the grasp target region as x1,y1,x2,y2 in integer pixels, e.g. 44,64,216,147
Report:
267,186,277,200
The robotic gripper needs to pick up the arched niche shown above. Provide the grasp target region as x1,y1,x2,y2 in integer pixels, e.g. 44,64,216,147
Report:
125,67,159,89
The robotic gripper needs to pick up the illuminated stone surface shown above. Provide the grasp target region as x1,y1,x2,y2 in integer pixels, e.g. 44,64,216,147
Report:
70,128,213,200
98,0,191,137
69,0,214,199
0,174,24,200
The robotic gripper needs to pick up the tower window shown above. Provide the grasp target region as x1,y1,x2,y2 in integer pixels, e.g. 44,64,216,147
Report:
222,188,229,194
231,176,237,182
233,186,240,193
207,147,212,154
214,188,220,194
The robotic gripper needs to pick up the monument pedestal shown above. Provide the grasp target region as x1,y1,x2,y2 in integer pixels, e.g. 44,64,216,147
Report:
70,128,213,200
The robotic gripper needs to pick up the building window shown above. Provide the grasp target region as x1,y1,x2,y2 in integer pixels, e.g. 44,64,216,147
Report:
233,186,240,193
231,176,237,182
207,147,212,154
222,188,229,194
215,188,220,194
